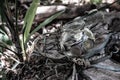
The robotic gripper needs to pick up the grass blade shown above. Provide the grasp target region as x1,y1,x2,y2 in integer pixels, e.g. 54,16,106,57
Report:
30,10,64,35
23,0,39,42
25,10,64,45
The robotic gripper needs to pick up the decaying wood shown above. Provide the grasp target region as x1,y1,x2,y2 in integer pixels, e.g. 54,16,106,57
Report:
35,2,120,22
35,4,96,22
84,59,120,80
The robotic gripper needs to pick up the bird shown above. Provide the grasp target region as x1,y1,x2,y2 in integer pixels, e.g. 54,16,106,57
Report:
61,27,95,58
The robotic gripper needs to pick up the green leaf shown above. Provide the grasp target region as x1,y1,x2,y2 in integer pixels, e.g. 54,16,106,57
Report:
23,0,39,42
0,40,16,54
30,10,64,36
25,10,64,45
90,0,102,4
0,29,12,45
0,40,9,48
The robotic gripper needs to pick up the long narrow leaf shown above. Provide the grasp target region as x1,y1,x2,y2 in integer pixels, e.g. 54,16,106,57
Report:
30,10,64,35
0,40,11,50
25,10,64,45
0,41,17,54
0,3,7,34
0,29,12,45
23,0,39,42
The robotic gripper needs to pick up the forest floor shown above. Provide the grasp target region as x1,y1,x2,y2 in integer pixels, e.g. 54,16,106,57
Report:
0,0,120,80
